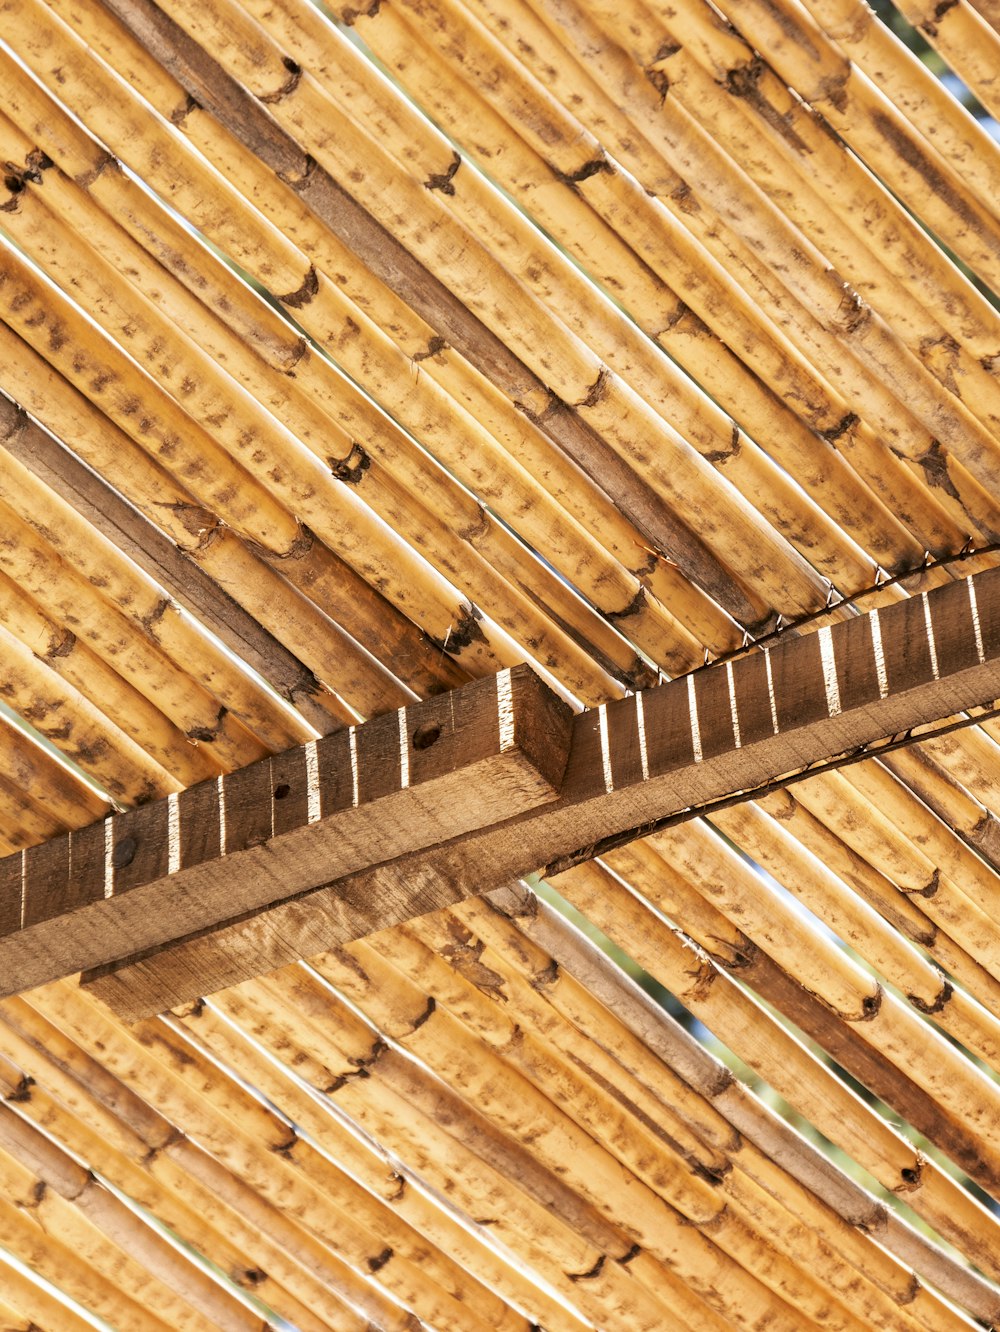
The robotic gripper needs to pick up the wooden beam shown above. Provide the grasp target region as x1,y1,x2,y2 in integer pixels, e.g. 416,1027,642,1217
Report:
1,569,998,1015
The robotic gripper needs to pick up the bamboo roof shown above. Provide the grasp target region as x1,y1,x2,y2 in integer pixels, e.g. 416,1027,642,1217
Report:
2,0,1000,1326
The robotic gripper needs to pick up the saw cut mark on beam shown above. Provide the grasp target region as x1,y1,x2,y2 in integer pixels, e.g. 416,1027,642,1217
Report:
1,569,999,1015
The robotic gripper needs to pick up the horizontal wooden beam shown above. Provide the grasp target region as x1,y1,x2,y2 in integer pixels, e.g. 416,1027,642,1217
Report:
1,568,998,1017
0,666,571,997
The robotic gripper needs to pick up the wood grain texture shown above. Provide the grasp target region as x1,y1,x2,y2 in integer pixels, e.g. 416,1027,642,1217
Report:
77,568,1000,1017
0,666,570,998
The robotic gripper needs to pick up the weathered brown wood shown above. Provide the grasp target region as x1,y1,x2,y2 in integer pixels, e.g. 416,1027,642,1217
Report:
0,666,570,998
76,568,1000,1017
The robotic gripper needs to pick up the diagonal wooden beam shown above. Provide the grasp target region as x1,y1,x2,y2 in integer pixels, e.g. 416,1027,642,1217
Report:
0,568,998,1016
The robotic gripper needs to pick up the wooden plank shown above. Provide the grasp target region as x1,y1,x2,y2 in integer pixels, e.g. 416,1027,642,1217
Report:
81,567,1000,1018
0,665,570,997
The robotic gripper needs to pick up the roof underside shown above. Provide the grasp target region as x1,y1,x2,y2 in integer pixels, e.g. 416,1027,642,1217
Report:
2,0,1000,1327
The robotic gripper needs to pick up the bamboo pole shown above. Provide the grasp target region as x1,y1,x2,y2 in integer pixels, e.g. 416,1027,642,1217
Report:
0,1262,98,1332
329,0,930,585
709,0,1000,292
0,1002,390,1332
890,0,1000,122
240,966,781,1332
412,901,973,1331
170,1002,587,1332
552,859,1000,1278
500,886,1000,1328
0,237,519,684
141,0,830,623
387,0,969,561
503,0,1000,517
0,138,674,685
0,332,460,711
23,981,529,1332
798,0,1000,216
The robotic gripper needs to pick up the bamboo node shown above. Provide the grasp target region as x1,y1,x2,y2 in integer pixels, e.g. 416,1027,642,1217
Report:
140,596,171,633
907,978,953,1015
703,424,743,466
277,152,318,190
329,442,372,486
529,958,559,991
428,601,488,655
552,154,614,188
606,585,647,624
411,335,449,363
818,412,858,446
236,1267,267,1288
645,65,670,102
74,151,116,191
921,0,959,36
186,705,228,744
366,1246,393,1273
45,627,76,661
574,366,611,411
617,1242,641,1266
340,0,381,25
259,56,303,105
4,1074,34,1103
278,264,319,309
900,1273,922,1306
168,93,200,127
833,283,870,336
857,984,883,1021
409,995,436,1032
567,1254,606,1282
441,940,508,1001
424,152,462,197
916,441,963,505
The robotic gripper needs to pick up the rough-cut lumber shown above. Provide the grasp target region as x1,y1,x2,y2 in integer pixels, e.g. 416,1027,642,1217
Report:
0,666,570,996
60,566,1000,1017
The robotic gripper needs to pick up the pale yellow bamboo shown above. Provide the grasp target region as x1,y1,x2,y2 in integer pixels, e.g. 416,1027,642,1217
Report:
891,0,1000,122
0,1262,97,1332
171,1002,587,1332
464,893,983,1331
0,240,517,683
800,0,1000,215
0,568,221,788
146,0,828,621
314,944,868,1332
0,1156,178,1332
552,859,1000,1281
506,0,1000,509
652,45,1000,442
0,1052,340,1332
0,713,109,827
258,969,804,1332
203,982,674,1332
793,770,1000,983
0,763,72,848
32,0,741,654
24,982,527,1332
0,1002,389,1332
0,443,302,755
0,620,178,804
710,0,1000,292
712,800,1000,1073
387,0,967,559
332,0,927,586
0,147,676,683
0,326,454,711
0,1102,267,1332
